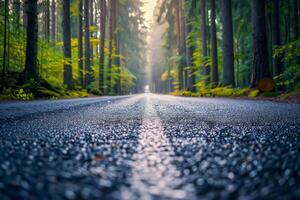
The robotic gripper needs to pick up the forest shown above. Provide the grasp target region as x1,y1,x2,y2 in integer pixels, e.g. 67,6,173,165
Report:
0,0,300,100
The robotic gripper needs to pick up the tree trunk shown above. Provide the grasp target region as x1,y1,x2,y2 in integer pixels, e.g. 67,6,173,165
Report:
210,0,218,87
89,0,94,71
175,1,183,90
84,0,91,87
62,0,73,88
107,0,115,94
201,0,209,85
273,0,283,76
51,0,56,43
1,0,8,93
221,0,235,86
78,0,84,87
294,0,299,39
250,0,271,87
23,0,28,27
99,0,106,94
22,0,39,83
45,0,50,42
114,1,121,94
185,16,195,91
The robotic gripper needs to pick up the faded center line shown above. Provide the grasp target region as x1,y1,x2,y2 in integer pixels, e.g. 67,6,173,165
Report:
121,94,195,200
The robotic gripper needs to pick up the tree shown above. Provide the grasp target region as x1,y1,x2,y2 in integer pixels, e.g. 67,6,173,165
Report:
62,0,73,88
273,0,283,76
51,0,56,43
45,0,50,42
175,0,183,90
107,0,116,94
221,0,235,86
250,0,271,87
1,0,9,93
78,0,84,87
99,0,106,94
84,0,91,87
294,0,299,39
210,0,218,86
201,0,209,85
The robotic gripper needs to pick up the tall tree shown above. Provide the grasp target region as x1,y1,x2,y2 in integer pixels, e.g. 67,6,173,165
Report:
23,0,28,27
1,0,9,93
107,0,116,94
62,0,73,87
84,0,91,87
99,0,106,94
45,0,50,42
210,0,218,86
51,0,56,43
22,0,39,82
250,0,271,87
78,0,84,87
201,0,209,85
221,0,235,86
89,0,94,69
175,0,183,90
114,1,121,94
273,0,283,76
294,0,299,39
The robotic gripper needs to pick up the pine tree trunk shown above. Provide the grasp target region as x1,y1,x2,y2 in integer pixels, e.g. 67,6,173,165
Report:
84,0,91,87
1,0,8,93
51,0,56,43
294,0,299,39
23,0,28,27
89,0,94,70
22,0,39,83
201,0,209,85
221,0,235,86
99,0,106,94
45,0,50,42
78,0,84,87
185,16,195,92
107,0,115,94
273,0,283,76
250,0,271,87
114,1,121,94
175,1,183,90
62,0,73,88
210,0,218,87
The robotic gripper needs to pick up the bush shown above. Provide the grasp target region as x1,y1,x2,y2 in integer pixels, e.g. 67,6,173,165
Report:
15,88,34,100
89,88,102,96
35,89,60,98
260,91,281,97
248,89,260,97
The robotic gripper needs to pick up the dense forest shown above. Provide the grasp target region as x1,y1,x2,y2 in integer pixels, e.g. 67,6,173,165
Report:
0,0,146,99
0,0,300,100
149,0,300,98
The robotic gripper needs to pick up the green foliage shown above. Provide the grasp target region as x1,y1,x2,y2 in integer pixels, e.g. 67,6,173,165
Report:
248,89,260,97
260,92,281,97
15,89,34,101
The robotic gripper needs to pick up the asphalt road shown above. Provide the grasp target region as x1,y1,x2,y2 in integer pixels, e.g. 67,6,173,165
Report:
0,94,300,200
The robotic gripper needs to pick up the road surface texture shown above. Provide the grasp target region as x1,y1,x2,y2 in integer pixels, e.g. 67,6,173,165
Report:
0,94,300,200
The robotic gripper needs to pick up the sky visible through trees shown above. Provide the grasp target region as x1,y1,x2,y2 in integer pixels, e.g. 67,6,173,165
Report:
0,0,300,99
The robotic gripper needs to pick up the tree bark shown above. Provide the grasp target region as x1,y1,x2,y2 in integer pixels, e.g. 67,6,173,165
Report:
114,1,121,94
51,0,56,43
89,0,94,70
273,0,283,76
22,0,39,83
84,0,91,87
221,0,235,86
201,0,209,85
294,0,299,39
62,0,73,88
107,0,115,94
45,0,50,42
78,0,84,87
175,1,183,90
250,0,271,87
1,0,8,93
99,0,106,94
23,0,28,27
210,0,218,87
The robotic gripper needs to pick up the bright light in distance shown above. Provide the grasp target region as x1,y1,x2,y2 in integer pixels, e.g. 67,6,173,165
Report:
144,85,150,93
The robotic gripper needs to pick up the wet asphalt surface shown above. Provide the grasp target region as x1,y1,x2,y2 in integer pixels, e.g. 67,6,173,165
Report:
0,94,300,200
